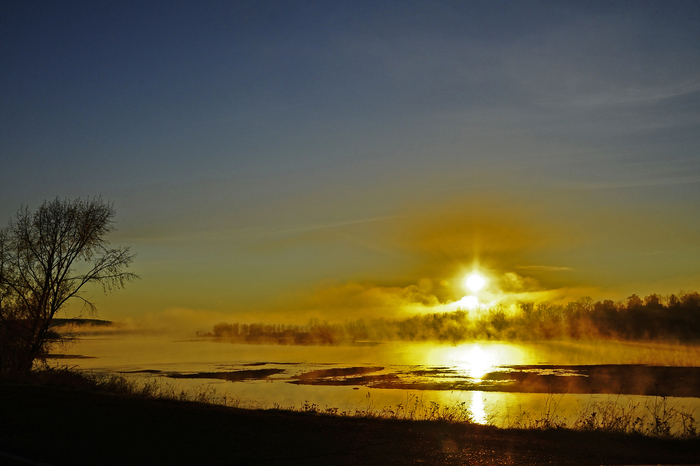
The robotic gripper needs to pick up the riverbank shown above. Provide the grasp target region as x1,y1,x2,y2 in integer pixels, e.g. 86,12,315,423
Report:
1,382,699,465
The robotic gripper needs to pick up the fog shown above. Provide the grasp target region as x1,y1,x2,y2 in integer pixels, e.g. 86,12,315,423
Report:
197,291,700,345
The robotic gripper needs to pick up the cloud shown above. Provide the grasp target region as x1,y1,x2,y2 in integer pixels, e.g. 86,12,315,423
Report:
443,272,600,316
304,280,442,319
272,214,407,236
383,198,577,287
297,269,599,323
517,265,574,272
564,175,700,191
327,282,438,306
498,272,543,294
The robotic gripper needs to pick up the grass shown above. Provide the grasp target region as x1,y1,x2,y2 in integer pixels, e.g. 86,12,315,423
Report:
500,393,698,438
3,366,698,439
0,365,245,408
296,392,475,424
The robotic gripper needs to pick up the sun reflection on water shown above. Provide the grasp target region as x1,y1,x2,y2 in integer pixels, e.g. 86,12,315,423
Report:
470,391,487,424
447,344,500,381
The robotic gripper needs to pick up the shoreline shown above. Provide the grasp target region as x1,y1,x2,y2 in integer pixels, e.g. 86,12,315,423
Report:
1,382,699,465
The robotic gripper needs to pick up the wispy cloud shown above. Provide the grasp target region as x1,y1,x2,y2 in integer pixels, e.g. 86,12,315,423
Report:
517,265,573,272
271,214,408,236
565,175,700,191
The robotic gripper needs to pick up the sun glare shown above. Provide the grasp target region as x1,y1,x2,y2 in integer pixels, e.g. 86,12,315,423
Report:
457,295,479,309
464,273,487,293
448,344,498,381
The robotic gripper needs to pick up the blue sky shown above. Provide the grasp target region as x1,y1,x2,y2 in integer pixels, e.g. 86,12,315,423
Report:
2,1,699,324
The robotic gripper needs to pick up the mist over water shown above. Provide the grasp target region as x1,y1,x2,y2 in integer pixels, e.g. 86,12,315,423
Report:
55,335,700,430
60,333,700,369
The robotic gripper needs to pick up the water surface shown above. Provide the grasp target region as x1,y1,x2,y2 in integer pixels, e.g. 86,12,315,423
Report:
55,336,700,428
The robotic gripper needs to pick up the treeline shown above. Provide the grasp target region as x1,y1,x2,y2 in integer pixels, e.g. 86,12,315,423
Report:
199,319,372,345
200,292,700,345
52,319,113,328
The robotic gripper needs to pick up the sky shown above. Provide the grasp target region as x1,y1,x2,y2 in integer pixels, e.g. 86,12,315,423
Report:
2,1,699,327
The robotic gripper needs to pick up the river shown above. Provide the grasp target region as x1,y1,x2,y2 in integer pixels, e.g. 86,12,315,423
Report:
53,335,700,432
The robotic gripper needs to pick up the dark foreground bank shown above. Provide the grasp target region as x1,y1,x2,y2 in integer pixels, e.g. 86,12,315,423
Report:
0,383,698,466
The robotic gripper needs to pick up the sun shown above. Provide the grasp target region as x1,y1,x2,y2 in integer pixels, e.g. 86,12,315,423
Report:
463,272,487,293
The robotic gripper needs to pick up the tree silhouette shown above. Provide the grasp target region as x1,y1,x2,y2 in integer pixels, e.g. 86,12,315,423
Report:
0,197,137,372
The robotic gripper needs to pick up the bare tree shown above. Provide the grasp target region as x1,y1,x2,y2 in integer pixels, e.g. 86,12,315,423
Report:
0,197,137,372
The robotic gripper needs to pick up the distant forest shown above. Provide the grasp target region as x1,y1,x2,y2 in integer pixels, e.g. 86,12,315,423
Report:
200,292,700,345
